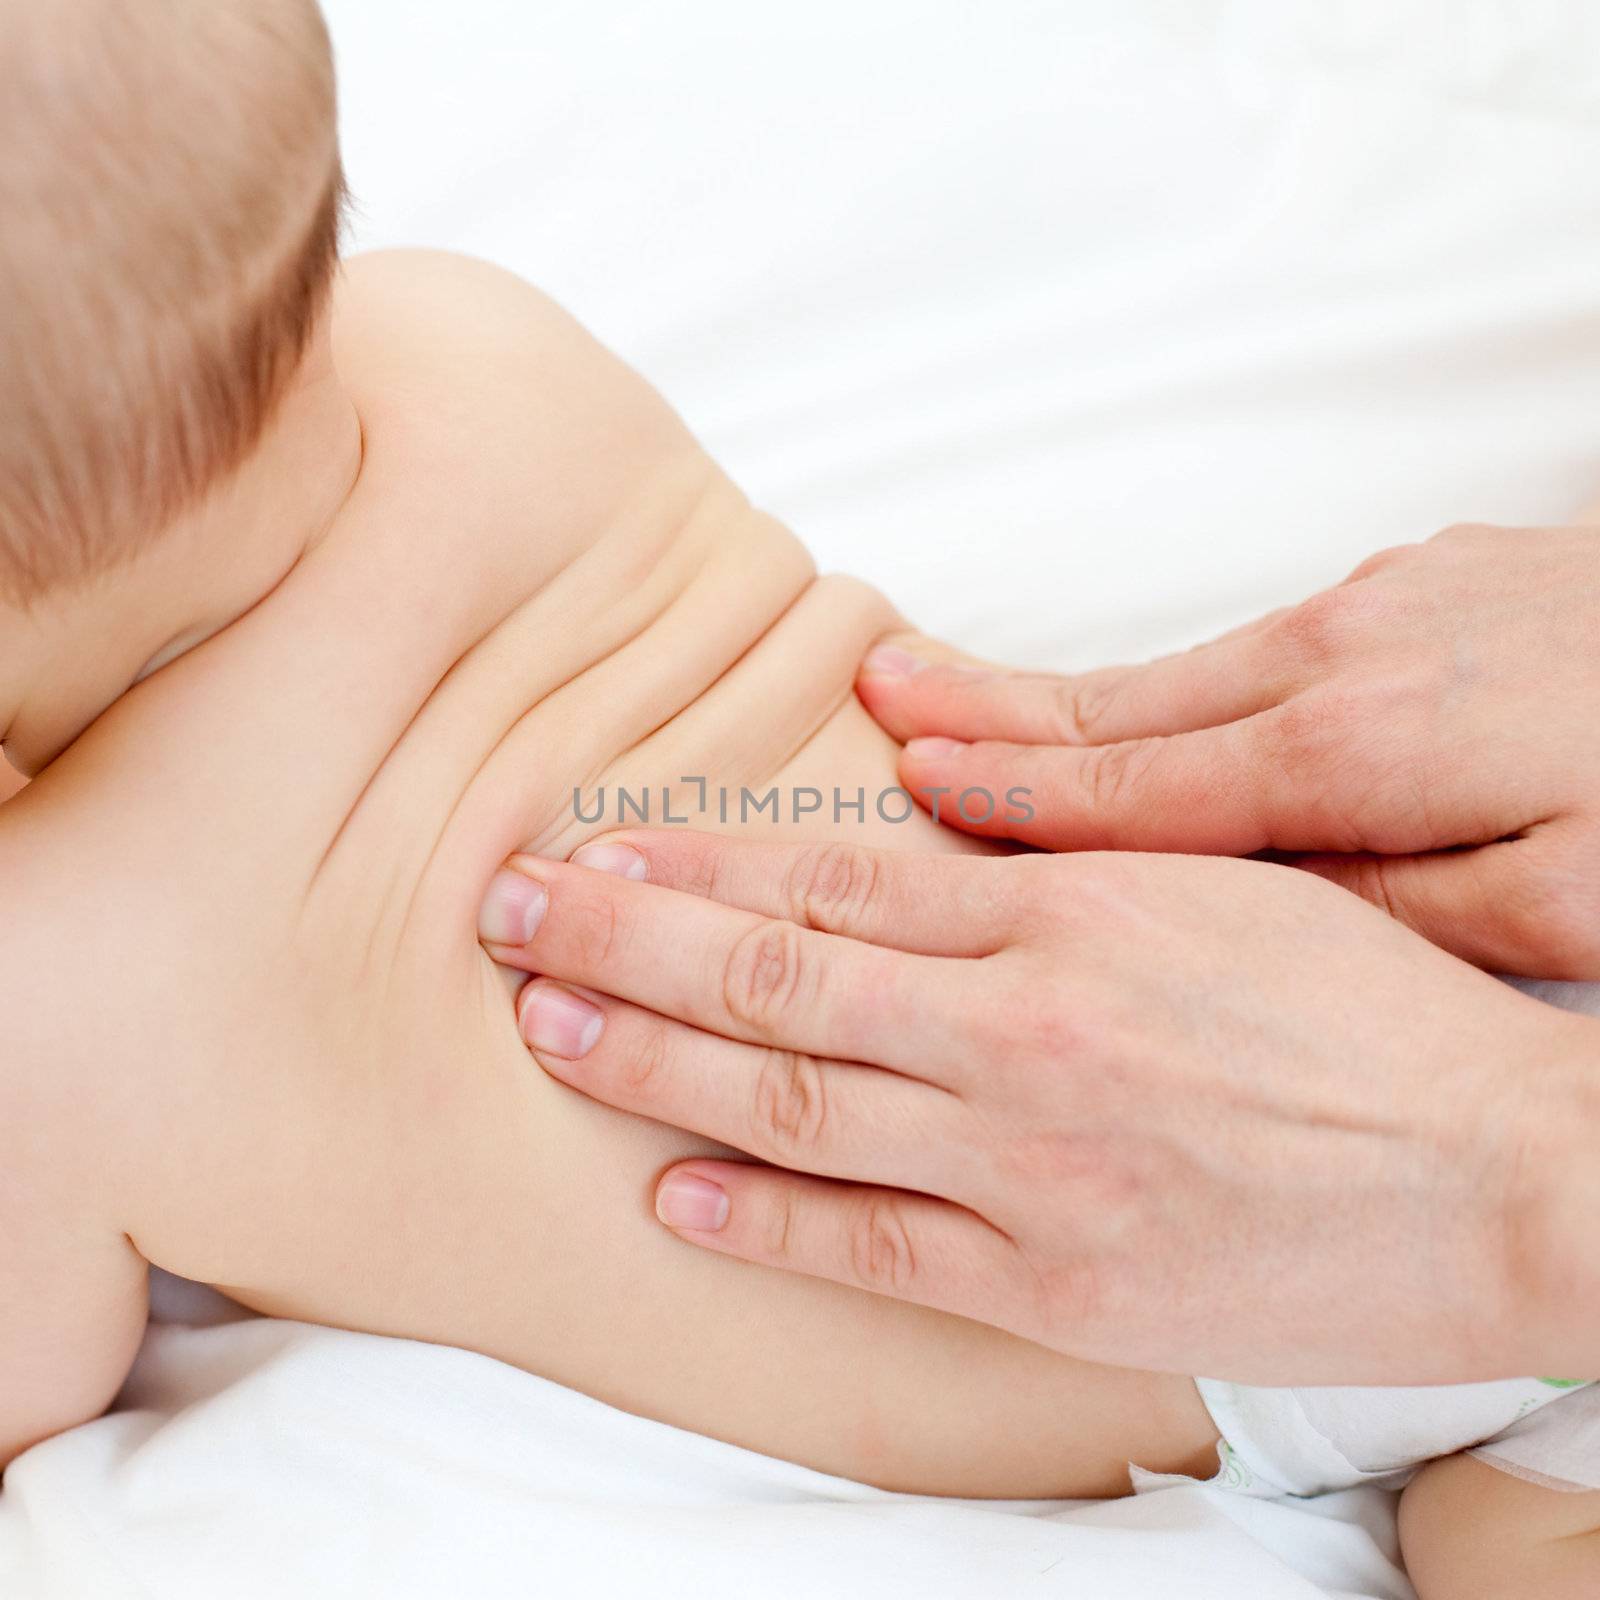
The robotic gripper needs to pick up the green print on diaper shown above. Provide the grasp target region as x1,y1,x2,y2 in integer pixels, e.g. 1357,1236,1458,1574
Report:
1537,1378,1588,1388
1218,1441,1253,1491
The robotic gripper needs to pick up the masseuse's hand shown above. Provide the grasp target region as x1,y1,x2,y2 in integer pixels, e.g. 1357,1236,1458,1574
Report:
860,523,1600,978
479,831,1600,1384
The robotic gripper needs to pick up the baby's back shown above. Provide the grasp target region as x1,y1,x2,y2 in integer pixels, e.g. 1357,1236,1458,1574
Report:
0,251,1206,1494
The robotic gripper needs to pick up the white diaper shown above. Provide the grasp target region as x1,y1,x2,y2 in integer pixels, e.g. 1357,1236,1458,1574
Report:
1167,1375,1600,1500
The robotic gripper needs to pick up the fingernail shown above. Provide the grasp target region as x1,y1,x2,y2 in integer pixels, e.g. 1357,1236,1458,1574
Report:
479,869,548,945
656,1171,730,1231
570,841,648,880
519,982,605,1058
862,645,923,678
903,736,966,761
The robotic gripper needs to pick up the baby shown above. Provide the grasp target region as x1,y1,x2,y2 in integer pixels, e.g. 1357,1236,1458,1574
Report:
0,3,1595,1595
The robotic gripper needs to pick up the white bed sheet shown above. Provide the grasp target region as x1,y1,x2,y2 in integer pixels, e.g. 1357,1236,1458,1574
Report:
6,2,1600,1594
0,1290,1411,1600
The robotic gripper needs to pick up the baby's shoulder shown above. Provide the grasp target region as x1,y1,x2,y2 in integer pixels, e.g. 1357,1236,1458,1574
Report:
335,248,588,356
330,250,694,494
332,248,582,393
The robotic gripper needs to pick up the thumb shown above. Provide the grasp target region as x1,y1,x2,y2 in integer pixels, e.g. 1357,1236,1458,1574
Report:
1295,824,1600,980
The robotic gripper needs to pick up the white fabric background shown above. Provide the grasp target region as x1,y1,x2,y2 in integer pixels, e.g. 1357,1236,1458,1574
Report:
333,0,1600,670
4,2,1600,1595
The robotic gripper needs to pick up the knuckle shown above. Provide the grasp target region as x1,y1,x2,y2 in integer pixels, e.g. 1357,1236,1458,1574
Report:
1036,857,1113,934
1027,1163,1153,1345
1258,693,1392,847
783,841,881,934
1013,992,1094,1067
1261,688,1426,851
751,1049,829,1157
1263,690,1348,775
1430,520,1501,546
1076,737,1157,817
1049,672,1122,745
678,843,724,903
1344,855,1403,923
846,1193,919,1294
1345,542,1420,582
1008,853,1071,918
1271,674,1427,762
761,1185,800,1262
617,1017,672,1093
1039,1253,1113,1343
1272,585,1376,663
722,921,808,1034
989,858,1076,948
566,886,625,969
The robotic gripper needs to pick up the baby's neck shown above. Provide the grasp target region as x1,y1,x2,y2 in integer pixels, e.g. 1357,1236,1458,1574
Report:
139,337,365,678
0,333,362,774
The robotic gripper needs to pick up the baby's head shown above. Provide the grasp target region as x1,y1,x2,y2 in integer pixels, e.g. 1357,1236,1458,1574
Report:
1,0,351,774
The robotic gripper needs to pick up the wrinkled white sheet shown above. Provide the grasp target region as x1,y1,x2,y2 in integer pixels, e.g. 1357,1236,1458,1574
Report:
6,2,1600,1594
0,1283,1411,1600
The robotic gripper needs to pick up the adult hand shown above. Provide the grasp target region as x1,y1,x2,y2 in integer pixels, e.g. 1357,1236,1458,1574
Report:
858,523,1600,978
478,830,1600,1384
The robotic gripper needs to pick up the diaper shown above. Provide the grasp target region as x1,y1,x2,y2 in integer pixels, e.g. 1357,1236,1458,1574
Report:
1162,1375,1598,1499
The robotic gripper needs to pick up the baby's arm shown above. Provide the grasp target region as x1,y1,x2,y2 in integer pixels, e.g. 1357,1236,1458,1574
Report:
1400,1451,1600,1600
0,880,148,1467
0,1197,147,1469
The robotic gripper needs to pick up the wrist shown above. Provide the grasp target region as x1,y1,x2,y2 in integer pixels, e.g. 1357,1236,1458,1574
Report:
1504,1013,1600,1377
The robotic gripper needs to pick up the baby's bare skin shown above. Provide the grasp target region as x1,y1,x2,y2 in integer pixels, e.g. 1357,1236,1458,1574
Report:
0,250,1218,1493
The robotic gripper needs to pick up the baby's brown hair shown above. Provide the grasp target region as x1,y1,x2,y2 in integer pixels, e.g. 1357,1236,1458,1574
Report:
0,0,344,606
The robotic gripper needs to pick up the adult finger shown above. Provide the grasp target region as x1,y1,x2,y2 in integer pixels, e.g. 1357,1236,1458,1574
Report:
856,626,1291,748
479,855,973,1078
561,831,1018,954
895,720,1285,853
519,980,966,1188
650,1159,1040,1339
1295,823,1600,981
865,628,1000,673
